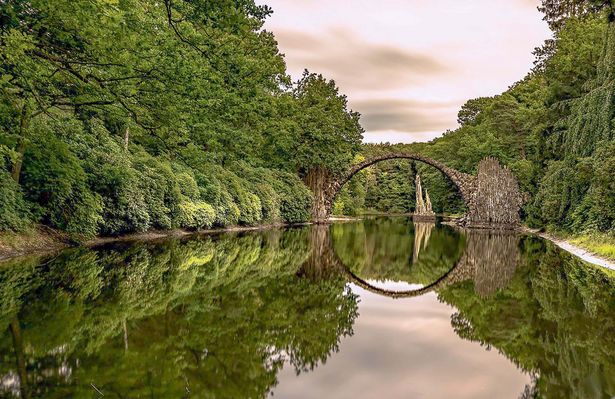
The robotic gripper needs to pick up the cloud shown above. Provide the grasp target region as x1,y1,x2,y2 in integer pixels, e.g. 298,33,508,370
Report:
275,28,447,91
351,98,458,133
263,0,550,143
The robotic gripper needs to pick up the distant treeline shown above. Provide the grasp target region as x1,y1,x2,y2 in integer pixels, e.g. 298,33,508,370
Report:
338,4,615,234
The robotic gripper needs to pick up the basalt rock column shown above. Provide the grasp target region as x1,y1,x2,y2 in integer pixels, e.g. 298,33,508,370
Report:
413,174,436,222
464,157,522,229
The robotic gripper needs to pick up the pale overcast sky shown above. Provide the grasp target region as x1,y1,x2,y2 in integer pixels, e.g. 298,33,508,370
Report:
260,0,552,143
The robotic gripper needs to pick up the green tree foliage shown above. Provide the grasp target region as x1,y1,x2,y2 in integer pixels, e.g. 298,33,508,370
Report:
1,0,364,238
0,170,29,231
290,71,364,176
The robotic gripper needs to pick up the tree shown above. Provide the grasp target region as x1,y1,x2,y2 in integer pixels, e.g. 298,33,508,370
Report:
291,70,364,176
287,71,363,221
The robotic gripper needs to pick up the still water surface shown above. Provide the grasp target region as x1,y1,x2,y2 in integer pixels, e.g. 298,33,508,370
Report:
0,217,614,398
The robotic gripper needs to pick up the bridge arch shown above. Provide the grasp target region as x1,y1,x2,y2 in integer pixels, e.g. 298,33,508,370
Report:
333,152,476,205
309,153,521,229
342,261,462,299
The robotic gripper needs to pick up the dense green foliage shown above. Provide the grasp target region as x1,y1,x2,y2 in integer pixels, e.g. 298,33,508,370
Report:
339,5,615,235
0,0,363,239
1,0,613,238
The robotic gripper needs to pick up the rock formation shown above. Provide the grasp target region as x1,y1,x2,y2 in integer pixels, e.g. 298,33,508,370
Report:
413,174,436,221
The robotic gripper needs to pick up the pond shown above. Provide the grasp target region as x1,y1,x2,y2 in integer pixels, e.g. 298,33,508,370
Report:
0,217,614,398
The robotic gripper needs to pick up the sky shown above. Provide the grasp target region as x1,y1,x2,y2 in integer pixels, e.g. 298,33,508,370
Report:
259,0,553,143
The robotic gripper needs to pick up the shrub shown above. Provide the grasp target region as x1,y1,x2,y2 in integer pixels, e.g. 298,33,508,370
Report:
271,171,312,223
21,121,103,240
94,164,151,235
177,201,216,230
67,122,151,235
230,163,282,223
133,153,182,230
0,171,31,232
194,167,241,227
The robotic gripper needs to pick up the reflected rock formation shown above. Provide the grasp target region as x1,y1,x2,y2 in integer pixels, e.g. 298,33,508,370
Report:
304,224,522,299
412,222,435,264
457,229,521,298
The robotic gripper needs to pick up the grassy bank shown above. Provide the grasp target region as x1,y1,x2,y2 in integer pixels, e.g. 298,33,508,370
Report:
567,234,615,261
548,231,615,262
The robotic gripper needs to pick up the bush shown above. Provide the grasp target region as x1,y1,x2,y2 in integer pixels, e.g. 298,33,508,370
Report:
271,171,312,223
65,120,151,235
133,153,182,230
94,164,151,235
0,171,31,232
231,163,281,222
220,168,263,226
177,201,216,230
21,121,103,240
194,167,240,227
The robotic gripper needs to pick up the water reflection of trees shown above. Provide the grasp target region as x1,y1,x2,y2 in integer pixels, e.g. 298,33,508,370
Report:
439,237,615,399
329,221,615,398
331,217,466,285
1,221,615,399
331,219,521,298
0,229,358,398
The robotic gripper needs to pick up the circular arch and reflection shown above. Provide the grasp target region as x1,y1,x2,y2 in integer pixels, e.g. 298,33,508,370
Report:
302,222,523,299
342,258,463,299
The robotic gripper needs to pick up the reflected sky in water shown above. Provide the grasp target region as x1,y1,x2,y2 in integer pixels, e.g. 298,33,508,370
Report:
276,288,530,399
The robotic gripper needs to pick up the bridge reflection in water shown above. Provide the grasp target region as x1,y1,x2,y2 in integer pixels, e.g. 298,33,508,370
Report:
300,221,521,299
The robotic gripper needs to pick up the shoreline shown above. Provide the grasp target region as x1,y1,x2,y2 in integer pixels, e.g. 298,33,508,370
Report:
2,220,614,271
0,222,304,263
523,227,615,271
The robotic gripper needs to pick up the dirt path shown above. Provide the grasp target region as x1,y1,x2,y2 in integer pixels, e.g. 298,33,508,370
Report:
524,228,615,271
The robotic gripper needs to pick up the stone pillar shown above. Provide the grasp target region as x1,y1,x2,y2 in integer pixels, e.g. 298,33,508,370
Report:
464,158,521,229
413,174,436,222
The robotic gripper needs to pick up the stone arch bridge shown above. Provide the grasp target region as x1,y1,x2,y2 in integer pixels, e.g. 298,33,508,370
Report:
308,153,522,229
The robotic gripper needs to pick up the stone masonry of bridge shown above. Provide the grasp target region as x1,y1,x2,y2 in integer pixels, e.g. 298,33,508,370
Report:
308,153,522,230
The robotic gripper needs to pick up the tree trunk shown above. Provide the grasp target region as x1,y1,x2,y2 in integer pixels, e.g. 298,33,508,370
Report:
11,103,31,184
304,167,332,223
124,126,130,151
